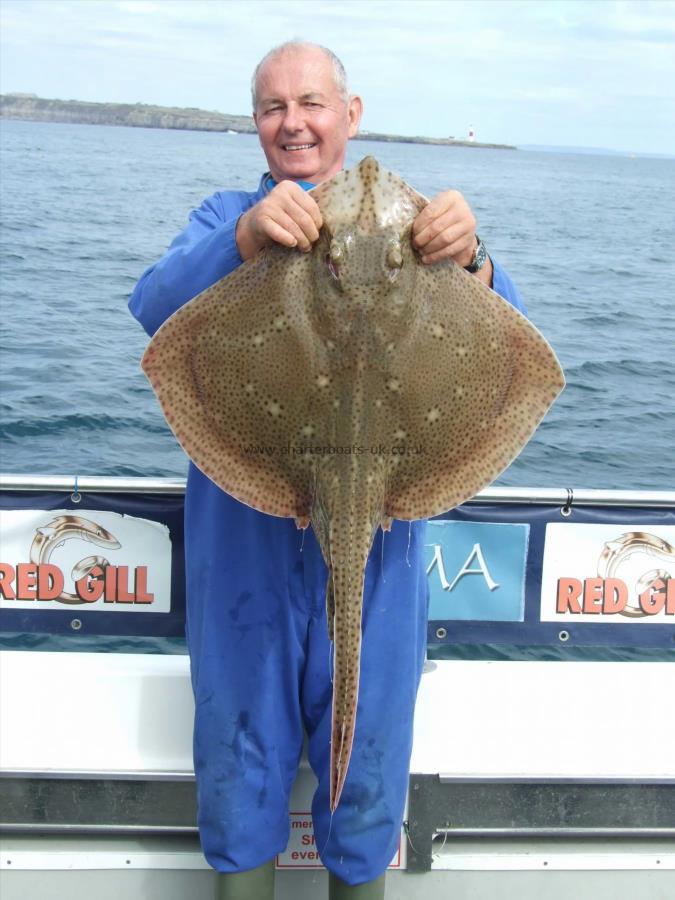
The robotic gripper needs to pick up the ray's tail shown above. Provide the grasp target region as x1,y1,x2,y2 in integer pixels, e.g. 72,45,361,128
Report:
329,565,365,812
324,490,381,813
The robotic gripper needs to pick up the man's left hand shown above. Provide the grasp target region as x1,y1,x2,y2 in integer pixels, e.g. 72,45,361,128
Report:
412,190,492,285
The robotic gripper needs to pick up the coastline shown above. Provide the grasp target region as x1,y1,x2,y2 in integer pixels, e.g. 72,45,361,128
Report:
0,93,516,150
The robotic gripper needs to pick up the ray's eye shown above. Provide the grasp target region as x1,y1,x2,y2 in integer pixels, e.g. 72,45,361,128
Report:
327,239,343,280
386,242,403,270
326,254,340,280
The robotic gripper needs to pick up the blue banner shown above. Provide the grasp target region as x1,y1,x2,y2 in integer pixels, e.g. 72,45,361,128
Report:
428,502,675,651
1,488,673,652
426,521,528,622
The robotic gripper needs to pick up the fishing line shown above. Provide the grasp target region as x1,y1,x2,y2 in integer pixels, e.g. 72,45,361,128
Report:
328,631,334,686
319,806,335,861
380,526,386,582
405,521,413,566
328,540,335,686
320,639,336,860
403,820,423,856
433,828,448,857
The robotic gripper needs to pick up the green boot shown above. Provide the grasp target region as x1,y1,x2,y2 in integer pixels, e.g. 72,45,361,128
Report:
329,872,386,899
216,859,275,900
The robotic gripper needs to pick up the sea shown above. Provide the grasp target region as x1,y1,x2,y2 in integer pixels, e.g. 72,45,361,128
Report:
0,120,673,659
1,119,674,488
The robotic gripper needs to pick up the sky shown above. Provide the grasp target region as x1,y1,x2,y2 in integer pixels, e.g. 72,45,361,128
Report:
1,0,674,155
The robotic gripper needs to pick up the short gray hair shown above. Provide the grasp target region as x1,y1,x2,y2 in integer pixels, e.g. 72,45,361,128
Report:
251,41,349,109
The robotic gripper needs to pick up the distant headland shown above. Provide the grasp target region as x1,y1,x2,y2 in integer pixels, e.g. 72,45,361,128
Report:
0,93,516,150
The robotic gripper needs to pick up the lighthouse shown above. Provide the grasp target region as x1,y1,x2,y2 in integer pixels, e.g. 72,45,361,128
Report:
468,125,476,142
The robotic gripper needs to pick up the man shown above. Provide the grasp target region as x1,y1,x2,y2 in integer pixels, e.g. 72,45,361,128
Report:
130,42,525,900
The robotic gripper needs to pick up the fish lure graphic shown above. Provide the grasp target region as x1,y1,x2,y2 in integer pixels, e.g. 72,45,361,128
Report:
598,531,675,618
29,515,121,604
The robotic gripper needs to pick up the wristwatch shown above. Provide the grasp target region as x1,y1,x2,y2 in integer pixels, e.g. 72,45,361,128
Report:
464,235,487,273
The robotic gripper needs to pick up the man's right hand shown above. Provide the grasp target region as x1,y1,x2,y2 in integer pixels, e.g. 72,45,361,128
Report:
236,181,323,261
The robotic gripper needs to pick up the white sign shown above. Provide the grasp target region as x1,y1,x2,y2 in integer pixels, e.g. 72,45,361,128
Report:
540,523,675,623
276,812,402,870
0,509,172,612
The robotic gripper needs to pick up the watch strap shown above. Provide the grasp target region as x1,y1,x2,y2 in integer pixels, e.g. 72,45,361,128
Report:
464,235,487,273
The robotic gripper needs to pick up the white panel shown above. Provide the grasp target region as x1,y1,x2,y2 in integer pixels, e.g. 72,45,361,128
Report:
412,660,675,779
0,651,194,773
431,851,675,871
2,652,675,781
0,848,210,871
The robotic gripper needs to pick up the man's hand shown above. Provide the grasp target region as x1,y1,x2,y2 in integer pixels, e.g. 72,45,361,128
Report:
412,190,492,285
236,181,323,261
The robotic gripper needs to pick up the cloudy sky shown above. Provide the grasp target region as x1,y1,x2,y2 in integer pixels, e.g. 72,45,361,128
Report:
1,0,674,155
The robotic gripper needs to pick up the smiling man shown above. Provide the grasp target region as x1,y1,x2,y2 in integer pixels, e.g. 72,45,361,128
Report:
253,44,361,185
130,41,525,900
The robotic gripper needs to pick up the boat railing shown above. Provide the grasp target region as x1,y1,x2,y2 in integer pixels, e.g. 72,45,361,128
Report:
2,473,674,507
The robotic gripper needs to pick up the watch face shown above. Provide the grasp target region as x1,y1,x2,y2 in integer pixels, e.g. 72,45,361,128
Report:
466,238,486,272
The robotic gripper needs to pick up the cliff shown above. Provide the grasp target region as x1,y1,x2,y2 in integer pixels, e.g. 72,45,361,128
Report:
0,94,515,150
0,94,256,134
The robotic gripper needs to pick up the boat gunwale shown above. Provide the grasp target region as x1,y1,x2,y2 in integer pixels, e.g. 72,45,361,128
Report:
1,474,673,508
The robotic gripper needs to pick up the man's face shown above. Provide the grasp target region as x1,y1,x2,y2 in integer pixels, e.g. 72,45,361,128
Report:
253,48,362,185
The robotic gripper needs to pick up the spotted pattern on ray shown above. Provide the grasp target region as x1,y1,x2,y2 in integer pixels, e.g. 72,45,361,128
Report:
142,156,565,812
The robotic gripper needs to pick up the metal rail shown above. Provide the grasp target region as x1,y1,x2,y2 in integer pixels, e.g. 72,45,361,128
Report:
1,474,674,508
0,769,195,782
406,773,675,871
3,771,674,841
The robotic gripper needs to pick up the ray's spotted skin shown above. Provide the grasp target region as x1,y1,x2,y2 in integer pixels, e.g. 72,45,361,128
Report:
142,156,565,811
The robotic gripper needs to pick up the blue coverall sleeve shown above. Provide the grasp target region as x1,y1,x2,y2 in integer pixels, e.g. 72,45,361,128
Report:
129,192,256,337
491,256,527,316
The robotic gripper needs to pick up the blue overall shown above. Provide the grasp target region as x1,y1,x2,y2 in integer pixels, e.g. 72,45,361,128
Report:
129,173,526,885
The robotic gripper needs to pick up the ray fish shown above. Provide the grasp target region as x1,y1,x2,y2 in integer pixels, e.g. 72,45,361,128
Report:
142,156,565,811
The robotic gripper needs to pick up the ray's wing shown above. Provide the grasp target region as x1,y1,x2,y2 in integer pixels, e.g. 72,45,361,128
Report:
383,262,564,520
142,247,331,519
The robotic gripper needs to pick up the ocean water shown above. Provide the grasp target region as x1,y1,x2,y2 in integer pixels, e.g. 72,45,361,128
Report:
1,119,674,489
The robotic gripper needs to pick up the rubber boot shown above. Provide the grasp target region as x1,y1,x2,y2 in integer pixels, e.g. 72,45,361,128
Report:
216,859,275,900
329,872,386,899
